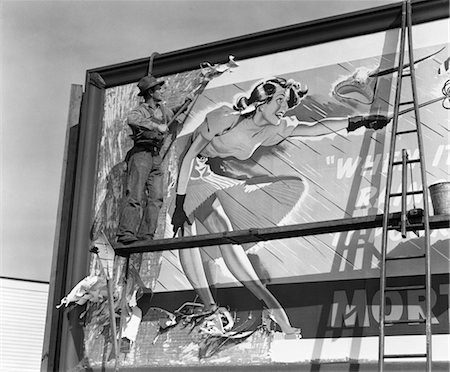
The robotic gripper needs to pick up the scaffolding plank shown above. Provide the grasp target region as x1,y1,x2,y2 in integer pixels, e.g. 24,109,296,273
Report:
114,213,449,255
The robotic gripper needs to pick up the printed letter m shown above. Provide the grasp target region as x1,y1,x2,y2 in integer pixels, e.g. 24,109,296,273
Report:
330,289,370,328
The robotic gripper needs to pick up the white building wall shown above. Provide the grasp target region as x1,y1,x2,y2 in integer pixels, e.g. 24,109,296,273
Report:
0,277,49,372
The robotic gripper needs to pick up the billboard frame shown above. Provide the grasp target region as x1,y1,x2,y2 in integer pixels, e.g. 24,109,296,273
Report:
43,1,450,371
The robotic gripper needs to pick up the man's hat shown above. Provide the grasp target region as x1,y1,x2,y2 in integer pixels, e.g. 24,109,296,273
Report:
137,74,165,96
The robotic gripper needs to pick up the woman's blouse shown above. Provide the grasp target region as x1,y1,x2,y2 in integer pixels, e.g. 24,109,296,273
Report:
194,106,297,160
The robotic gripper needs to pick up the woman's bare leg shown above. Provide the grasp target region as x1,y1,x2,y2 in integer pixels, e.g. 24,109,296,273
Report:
202,199,299,334
178,223,216,311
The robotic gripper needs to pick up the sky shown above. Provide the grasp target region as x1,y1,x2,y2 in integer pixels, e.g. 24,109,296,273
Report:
0,0,400,283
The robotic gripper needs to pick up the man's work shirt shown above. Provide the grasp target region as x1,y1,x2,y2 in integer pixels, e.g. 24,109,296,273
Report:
127,102,175,146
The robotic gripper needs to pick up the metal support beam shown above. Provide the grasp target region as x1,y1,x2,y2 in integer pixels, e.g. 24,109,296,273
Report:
114,213,449,255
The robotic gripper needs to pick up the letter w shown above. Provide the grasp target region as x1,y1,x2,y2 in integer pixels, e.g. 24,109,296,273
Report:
336,157,360,179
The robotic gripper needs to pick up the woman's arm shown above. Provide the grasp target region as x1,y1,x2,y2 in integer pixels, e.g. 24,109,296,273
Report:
289,114,391,137
289,117,349,137
176,134,210,194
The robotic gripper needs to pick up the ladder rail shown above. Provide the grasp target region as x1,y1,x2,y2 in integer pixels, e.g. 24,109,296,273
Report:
378,1,408,369
405,1,432,370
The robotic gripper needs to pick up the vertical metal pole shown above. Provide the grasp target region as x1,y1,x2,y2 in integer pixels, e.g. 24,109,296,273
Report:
401,149,408,238
117,255,130,361
96,256,119,363
378,2,407,371
406,1,432,370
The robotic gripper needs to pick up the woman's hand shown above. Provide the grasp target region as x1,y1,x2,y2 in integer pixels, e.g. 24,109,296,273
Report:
348,114,392,132
172,194,191,237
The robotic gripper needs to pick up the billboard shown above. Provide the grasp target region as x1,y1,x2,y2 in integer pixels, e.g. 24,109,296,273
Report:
47,3,449,371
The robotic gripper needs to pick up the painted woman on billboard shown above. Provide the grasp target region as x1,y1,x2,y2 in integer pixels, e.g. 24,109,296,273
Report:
170,76,391,335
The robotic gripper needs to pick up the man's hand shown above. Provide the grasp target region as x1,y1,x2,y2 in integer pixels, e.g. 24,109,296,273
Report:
157,124,168,133
172,194,191,237
185,93,195,103
348,114,391,132
181,92,196,109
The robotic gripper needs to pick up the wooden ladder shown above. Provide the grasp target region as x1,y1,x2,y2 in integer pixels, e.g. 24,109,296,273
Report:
378,1,432,371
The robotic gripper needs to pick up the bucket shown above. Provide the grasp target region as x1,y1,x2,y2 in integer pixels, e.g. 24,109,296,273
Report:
429,182,450,215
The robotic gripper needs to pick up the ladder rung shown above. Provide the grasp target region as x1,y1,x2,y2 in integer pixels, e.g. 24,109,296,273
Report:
389,190,424,197
385,285,425,291
399,100,414,106
384,353,427,359
388,225,425,232
393,158,420,166
395,129,418,135
401,73,412,77
385,318,426,325
386,254,426,261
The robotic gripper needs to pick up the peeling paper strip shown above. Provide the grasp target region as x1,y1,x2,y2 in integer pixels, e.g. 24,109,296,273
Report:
121,306,142,343
56,275,108,308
